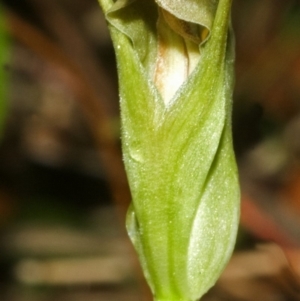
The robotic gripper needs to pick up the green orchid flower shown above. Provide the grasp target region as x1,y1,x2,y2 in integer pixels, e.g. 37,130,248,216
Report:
97,0,240,300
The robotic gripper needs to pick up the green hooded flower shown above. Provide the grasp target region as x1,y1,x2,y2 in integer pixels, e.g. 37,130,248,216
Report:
97,0,240,300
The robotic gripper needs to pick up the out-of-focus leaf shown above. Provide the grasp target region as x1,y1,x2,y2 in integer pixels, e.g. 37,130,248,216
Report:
0,5,10,139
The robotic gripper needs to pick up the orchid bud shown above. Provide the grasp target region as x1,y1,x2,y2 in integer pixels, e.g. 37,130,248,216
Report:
97,0,240,300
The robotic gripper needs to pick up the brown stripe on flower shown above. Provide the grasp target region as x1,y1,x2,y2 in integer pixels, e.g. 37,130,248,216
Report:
161,9,209,44
154,8,189,105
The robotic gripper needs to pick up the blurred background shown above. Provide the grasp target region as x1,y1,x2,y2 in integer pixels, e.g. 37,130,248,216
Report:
0,0,300,300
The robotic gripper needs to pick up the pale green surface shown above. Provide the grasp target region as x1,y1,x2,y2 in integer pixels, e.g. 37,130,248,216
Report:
97,0,240,300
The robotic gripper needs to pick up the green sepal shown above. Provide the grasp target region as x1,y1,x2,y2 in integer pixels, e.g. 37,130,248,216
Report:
97,0,240,300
